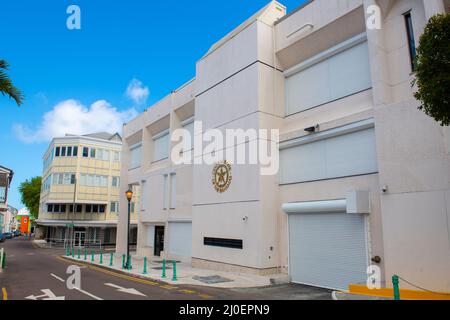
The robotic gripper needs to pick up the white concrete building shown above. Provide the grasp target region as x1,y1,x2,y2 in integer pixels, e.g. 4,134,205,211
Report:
117,0,450,291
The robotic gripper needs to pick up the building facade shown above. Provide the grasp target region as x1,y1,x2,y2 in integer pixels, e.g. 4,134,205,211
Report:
0,166,14,234
117,0,450,292
36,132,139,247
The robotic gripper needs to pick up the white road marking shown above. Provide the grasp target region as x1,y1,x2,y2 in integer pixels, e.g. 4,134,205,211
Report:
50,273,104,300
26,289,65,300
73,287,103,300
104,283,147,297
50,274,65,282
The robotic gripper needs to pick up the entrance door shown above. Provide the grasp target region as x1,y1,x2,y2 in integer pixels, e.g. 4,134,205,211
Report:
154,226,165,257
74,231,86,248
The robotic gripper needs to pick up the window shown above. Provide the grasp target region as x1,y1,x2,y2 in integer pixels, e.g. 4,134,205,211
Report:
47,204,53,213
279,122,378,184
79,174,108,187
99,205,106,213
182,119,195,153
77,204,82,213
130,144,142,169
67,146,72,157
55,147,61,157
93,205,99,213
60,205,66,213
204,237,243,249
110,202,119,213
113,151,120,162
404,12,417,71
73,146,78,157
90,148,96,158
86,205,92,213
141,180,147,211
112,177,120,188
163,174,169,210
153,130,170,162
285,34,371,115
61,147,66,157
83,147,89,158
170,173,176,209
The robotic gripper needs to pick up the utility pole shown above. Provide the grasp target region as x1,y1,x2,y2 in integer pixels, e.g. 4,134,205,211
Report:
70,176,77,253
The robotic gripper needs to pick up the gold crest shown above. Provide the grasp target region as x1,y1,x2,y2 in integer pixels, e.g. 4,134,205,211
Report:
212,160,232,193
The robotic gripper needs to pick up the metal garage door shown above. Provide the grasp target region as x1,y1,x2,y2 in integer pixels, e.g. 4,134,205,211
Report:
168,222,192,257
289,213,368,290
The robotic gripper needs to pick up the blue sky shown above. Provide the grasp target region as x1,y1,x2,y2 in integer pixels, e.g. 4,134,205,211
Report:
0,0,305,209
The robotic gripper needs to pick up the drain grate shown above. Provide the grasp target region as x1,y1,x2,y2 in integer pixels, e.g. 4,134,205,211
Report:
152,266,172,270
192,275,234,284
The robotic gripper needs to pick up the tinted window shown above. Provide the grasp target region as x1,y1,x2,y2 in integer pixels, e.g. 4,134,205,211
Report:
73,146,78,157
83,147,89,158
55,147,60,157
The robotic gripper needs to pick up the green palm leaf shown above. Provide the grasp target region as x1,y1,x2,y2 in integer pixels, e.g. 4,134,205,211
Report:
0,59,24,106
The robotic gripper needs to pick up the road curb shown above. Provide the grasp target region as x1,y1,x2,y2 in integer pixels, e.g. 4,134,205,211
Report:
59,256,171,286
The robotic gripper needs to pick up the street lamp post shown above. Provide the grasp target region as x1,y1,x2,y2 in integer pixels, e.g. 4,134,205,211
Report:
125,188,133,269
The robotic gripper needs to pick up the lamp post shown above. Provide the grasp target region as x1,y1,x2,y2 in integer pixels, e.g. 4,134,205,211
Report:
125,188,133,269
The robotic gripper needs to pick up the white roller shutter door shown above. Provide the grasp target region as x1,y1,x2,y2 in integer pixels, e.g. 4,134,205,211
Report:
168,222,192,257
289,212,368,290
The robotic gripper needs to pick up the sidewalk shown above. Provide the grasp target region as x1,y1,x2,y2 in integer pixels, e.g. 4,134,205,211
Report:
63,252,290,289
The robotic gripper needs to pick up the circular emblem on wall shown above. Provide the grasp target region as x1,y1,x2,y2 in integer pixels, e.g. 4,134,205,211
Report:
212,160,232,193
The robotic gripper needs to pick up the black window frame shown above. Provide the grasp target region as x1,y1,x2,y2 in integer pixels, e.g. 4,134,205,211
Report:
61,146,66,157
73,146,78,157
55,147,60,157
47,204,53,213
85,204,92,213
93,204,99,213
204,237,243,249
404,11,417,71
76,204,82,213
67,146,72,157
82,147,89,158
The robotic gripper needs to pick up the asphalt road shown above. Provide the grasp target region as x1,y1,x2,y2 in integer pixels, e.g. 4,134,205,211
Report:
0,237,331,300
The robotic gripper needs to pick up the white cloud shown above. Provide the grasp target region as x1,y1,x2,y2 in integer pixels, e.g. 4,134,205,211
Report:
126,78,149,105
14,99,137,143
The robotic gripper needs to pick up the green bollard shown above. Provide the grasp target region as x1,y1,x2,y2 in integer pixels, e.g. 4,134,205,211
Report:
127,255,132,270
84,248,87,261
77,248,81,259
100,250,103,264
109,253,113,267
91,250,94,263
392,275,400,300
143,257,148,275
71,248,75,258
1,252,6,269
172,260,177,281
66,247,69,256
162,259,167,278
122,254,126,269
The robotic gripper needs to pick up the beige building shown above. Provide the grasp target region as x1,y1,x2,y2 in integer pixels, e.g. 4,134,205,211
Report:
36,132,139,247
117,0,450,292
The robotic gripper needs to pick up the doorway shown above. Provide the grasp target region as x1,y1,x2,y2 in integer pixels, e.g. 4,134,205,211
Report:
154,226,165,256
74,231,86,248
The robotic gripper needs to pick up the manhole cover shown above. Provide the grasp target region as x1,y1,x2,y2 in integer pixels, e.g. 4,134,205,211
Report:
152,266,172,270
192,275,234,284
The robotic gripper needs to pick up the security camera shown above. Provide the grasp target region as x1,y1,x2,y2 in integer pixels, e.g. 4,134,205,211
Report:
382,185,388,193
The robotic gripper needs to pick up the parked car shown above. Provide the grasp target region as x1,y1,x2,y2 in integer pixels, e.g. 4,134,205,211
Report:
0,233,5,243
4,232,13,239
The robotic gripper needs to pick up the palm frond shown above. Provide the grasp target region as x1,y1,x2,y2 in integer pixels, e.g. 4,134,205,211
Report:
0,59,24,106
